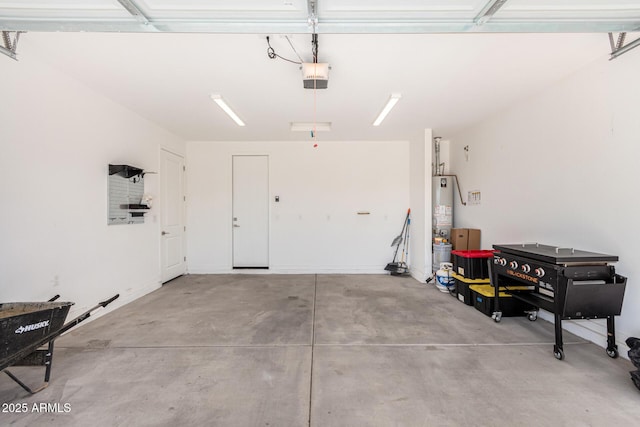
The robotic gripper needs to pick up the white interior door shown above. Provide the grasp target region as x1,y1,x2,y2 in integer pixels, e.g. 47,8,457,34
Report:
161,149,186,282
233,155,269,268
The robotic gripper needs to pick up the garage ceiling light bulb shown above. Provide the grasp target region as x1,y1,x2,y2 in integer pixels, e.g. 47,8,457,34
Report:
373,93,401,126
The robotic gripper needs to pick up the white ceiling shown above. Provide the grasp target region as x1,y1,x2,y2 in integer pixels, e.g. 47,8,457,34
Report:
2,1,640,141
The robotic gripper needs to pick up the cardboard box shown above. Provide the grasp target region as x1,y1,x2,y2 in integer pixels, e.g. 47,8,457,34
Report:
451,228,481,251
468,229,481,250
450,228,468,250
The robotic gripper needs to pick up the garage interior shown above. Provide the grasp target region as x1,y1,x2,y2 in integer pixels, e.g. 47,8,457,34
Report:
2,1,640,425
2,274,640,425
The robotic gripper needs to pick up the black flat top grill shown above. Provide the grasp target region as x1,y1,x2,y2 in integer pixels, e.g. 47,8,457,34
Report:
490,242,626,361
493,243,618,264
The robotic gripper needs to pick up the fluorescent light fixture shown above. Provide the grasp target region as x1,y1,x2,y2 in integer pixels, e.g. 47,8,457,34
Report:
290,122,332,132
210,94,245,126
373,93,401,126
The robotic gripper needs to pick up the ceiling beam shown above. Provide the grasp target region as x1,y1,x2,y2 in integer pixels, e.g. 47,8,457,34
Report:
610,34,640,60
1,19,639,34
474,0,510,25
307,0,317,17
116,0,156,29
0,31,19,61
307,0,318,31
0,44,16,60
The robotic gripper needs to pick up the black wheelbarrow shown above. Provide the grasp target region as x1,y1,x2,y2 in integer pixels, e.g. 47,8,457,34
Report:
0,293,119,394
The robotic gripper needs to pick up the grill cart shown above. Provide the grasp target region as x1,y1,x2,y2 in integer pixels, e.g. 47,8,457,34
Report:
490,243,626,360
1,294,119,394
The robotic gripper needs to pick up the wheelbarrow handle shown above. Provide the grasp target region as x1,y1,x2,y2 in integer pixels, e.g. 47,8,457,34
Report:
57,294,120,336
100,294,120,308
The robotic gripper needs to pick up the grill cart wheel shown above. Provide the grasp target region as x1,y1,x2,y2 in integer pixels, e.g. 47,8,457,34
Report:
554,347,565,360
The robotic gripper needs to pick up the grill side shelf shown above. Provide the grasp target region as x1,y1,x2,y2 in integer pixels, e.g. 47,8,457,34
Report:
562,275,626,318
504,289,555,312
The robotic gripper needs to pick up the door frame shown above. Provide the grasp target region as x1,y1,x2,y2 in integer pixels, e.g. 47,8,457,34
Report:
231,153,270,269
160,147,187,283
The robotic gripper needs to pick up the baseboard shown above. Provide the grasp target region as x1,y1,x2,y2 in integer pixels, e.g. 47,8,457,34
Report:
188,270,391,275
188,266,231,274
410,267,427,283
63,280,161,330
188,265,400,275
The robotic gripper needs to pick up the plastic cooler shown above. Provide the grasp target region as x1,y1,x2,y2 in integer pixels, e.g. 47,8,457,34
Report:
468,284,535,318
451,250,495,279
451,273,489,306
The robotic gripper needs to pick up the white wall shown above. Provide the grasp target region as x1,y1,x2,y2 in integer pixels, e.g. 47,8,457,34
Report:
450,51,640,352
409,129,433,281
186,141,410,273
0,52,184,318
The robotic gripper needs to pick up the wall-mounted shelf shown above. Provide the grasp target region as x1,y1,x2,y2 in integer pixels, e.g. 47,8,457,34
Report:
109,165,144,178
121,204,150,210
108,164,147,225
109,164,143,178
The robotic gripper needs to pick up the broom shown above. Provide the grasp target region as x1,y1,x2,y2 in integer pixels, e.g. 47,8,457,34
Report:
385,209,410,275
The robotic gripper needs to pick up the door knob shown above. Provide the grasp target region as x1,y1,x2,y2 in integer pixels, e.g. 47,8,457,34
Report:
233,224,240,228
162,231,170,235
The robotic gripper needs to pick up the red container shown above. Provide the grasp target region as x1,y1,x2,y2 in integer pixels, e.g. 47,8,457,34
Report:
451,250,495,279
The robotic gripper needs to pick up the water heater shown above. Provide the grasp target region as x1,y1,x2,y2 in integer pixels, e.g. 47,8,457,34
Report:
432,176,453,241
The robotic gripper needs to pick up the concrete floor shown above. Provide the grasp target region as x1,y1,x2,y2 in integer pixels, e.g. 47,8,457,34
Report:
1,274,639,426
